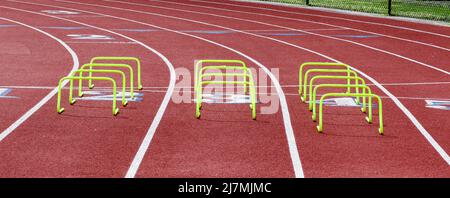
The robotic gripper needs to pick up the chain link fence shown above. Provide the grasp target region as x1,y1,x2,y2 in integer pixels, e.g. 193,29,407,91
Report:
256,0,450,22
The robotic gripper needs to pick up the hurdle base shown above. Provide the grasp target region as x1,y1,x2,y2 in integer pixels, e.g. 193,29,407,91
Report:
365,117,372,124
316,125,323,133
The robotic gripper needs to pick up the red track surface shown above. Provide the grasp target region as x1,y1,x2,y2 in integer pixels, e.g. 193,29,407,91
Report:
0,0,448,178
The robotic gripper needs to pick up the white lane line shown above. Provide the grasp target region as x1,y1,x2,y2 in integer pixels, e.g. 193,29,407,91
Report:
115,28,346,32
59,15,107,18
45,0,305,178
65,41,137,44
0,4,177,177
2,81,450,90
194,0,450,38
3,85,449,101
0,17,79,142
149,0,450,52
125,0,450,75
63,0,450,165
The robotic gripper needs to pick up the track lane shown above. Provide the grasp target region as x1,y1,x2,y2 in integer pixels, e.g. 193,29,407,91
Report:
0,15,79,141
193,0,450,38
44,0,446,176
0,4,174,177
126,0,450,75
141,0,450,51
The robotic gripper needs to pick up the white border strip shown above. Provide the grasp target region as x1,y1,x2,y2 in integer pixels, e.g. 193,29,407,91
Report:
0,17,79,142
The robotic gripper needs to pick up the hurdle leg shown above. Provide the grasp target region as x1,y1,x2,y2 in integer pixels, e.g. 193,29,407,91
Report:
361,85,367,113
317,97,324,132
57,78,65,114
377,96,384,135
365,95,373,124
312,94,317,122
301,73,308,103
88,64,95,89
354,77,360,105
136,59,143,90
308,82,314,111
196,87,202,119
250,81,256,120
112,80,119,116
69,79,76,105
121,76,128,107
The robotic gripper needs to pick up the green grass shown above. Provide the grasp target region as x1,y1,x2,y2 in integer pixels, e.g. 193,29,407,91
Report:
392,0,450,21
258,0,450,22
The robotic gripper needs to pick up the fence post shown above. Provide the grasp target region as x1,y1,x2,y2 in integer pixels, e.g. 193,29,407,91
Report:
388,0,392,15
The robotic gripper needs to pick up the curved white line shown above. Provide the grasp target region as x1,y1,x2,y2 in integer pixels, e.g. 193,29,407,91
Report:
194,0,450,38
53,0,450,165
110,0,449,75
0,5,177,177
144,0,450,52
33,0,306,177
0,17,79,142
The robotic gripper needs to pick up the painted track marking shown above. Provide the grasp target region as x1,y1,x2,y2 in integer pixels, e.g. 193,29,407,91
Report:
0,16,79,142
2,85,450,101
194,0,450,38
2,81,450,90
54,0,450,165
110,0,449,75
143,0,450,51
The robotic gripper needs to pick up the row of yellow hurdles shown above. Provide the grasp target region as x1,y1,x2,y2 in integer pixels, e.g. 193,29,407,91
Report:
194,60,384,135
56,56,142,116
56,58,383,134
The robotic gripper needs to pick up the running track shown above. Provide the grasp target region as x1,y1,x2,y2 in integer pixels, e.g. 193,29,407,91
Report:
0,0,448,178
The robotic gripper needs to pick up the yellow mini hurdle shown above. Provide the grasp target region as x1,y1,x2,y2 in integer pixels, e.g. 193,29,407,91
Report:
88,56,143,90
298,62,384,134
311,84,373,122
194,60,257,120
301,68,359,102
57,76,120,116
317,92,384,135
299,62,353,99
308,75,367,112
78,63,135,98
72,69,128,107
